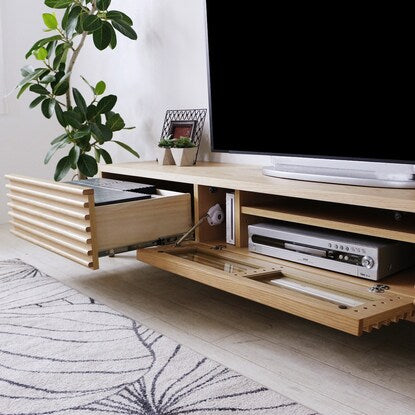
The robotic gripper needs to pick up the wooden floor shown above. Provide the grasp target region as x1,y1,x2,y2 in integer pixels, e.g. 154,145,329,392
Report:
1,223,414,415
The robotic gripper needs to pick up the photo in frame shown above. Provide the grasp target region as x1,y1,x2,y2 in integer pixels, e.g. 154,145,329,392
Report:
168,120,197,140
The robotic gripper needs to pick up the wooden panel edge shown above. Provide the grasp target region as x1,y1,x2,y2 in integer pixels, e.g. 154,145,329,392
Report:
5,174,94,195
88,194,99,270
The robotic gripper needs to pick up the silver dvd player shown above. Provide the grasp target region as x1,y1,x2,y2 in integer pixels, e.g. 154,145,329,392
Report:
248,223,415,281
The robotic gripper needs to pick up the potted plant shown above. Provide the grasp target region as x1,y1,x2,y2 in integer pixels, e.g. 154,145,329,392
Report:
157,136,175,165
171,137,198,166
16,0,140,181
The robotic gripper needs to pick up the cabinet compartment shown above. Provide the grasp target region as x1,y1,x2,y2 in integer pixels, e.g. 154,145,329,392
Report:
6,175,192,269
137,242,414,335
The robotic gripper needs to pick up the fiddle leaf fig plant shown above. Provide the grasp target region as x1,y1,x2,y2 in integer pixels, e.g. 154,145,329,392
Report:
17,0,139,181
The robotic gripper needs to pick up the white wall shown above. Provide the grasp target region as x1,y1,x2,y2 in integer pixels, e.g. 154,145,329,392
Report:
0,0,269,224
0,6,6,114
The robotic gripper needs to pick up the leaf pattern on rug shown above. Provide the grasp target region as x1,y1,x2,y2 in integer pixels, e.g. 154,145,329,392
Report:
0,259,318,415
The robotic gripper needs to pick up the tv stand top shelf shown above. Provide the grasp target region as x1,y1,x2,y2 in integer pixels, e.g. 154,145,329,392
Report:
101,162,415,213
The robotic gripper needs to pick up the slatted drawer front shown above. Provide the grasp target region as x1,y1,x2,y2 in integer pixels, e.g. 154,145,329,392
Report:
6,175,98,269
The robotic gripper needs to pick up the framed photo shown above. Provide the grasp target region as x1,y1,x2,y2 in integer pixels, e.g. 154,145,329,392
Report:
169,120,197,139
161,109,208,148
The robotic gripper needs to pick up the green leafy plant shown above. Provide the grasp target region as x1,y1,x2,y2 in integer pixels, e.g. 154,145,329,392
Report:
17,0,140,181
172,137,196,148
158,136,174,148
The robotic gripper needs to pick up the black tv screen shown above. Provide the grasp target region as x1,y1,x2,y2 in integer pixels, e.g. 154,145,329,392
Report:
206,2,412,163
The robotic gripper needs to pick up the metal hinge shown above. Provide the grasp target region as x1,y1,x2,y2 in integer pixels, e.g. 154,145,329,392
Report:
98,233,192,258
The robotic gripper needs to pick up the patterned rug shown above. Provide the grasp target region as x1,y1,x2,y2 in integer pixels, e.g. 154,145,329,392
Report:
0,259,318,415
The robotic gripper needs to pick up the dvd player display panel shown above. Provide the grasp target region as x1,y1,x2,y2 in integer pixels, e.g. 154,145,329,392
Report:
248,222,415,281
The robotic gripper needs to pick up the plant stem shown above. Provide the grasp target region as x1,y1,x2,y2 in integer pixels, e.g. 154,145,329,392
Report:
65,0,97,109
77,168,87,180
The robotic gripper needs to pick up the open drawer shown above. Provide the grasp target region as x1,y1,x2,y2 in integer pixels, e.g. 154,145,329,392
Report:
137,242,415,335
6,175,192,270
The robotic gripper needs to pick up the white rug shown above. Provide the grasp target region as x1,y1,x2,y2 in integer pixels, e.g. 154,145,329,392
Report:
0,259,318,415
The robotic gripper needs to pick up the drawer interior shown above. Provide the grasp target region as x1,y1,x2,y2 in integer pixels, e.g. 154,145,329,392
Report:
138,242,415,335
94,189,192,253
6,175,192,270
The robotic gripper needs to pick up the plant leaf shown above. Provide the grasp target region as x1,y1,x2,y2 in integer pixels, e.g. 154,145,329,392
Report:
83,15,102,32
48,98,56,117
20,65,34,77
93,21,112,50
96,95,117,114
69,146,81,169
72,88,87,117
54,102,67,127
94,147,101,163
77,154,98,177
54,80,69,96
86,104,98,121
46,40,57,58
54,156,72,181
61,6,70,30
17,83,31,99
81,75,95,94
91,122,113,142
41,98,54,118
25,35,61,59
29,96,47,109
106,113,125,131
105,110,115,122
97,0,111,11
113,140,140,158
53,71,71,96
44,138,68,164
106,10,133,26
99,148,113,164
73,125,91,140
111,20,137,40
64,110,83,129
45,0,73,9
33,47,48,61
29,84,49,95
109,23,117,49
50,133,68,145
76,11,87,34
66,6,81,37
40,73,56,84
43,13,58,29
53,44,65,69
18,68,48,87
95,81,106,95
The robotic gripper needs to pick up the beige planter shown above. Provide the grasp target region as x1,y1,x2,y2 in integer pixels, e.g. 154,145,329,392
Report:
156,147,175,165
171,147,198,166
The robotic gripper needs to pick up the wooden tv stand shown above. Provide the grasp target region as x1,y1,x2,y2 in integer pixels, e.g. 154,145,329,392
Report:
6,161,415,335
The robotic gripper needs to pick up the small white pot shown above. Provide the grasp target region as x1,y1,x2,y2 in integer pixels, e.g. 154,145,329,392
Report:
171,147,198,166
156,147,175,165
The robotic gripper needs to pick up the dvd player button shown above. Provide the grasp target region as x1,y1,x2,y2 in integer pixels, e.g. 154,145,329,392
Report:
339,254,344,260
328,243,332,248
344,255,349,261
345,246,349,251
362,256,374,269
334,244,338,249
340,245,344,250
